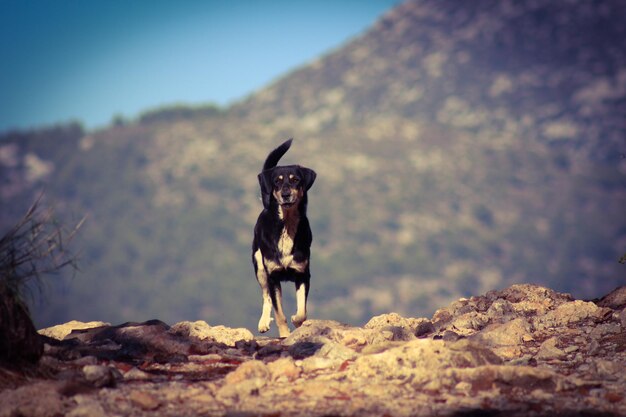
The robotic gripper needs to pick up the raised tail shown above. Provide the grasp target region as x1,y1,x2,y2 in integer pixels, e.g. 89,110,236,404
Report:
263,138,293,170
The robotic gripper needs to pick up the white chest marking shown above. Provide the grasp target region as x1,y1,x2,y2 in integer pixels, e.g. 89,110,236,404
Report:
263,223,308,274
278,227,295,258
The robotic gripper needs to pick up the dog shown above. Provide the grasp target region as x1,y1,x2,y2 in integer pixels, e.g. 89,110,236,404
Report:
252,139,316,337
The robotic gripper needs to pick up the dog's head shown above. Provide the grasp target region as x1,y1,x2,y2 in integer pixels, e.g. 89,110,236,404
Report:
258,165,316,208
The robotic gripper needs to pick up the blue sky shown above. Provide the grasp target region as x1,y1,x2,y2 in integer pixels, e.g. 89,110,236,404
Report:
0,0,400,132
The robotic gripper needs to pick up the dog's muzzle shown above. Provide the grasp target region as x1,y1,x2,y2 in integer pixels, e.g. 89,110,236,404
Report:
280,196,296,207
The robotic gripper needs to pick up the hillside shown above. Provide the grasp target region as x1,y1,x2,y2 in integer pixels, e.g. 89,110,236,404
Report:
1,0,625,332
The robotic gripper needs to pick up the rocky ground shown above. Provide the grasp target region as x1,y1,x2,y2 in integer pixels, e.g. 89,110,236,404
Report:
1,284,625,417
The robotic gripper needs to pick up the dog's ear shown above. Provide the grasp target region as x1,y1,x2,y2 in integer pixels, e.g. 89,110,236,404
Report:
300,167,317,191
258,170,273,208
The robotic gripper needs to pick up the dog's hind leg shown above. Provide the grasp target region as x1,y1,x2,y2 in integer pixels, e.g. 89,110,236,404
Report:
269,280,291,337
254,250,273,333
291,277,309,328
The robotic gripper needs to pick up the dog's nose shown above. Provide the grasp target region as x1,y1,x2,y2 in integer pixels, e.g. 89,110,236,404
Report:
281,192,291,199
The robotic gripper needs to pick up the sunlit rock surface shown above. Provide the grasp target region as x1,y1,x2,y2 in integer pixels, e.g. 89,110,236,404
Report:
1,284,625,416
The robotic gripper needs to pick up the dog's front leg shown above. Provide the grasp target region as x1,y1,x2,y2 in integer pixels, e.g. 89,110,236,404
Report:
258,286,273,334
269,280,290,337
291,277,309,328
254,250,273,333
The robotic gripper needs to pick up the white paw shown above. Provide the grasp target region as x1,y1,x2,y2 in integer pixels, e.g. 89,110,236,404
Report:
291,314,306,328
258,316,273,333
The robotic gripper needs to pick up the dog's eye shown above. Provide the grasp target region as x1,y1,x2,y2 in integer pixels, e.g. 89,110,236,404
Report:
290,177,300,184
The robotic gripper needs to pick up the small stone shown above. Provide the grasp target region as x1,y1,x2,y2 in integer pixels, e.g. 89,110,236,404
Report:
129,390,161,410
605,391,624,403
123,367,152,381
267,357,301,381
477,318,532,347
588,339,600,354
530,388,554,400
536,337,566,361
288,341,323,359
316,341,358,361
300,356,341,373
593,359,621,380
414,320,435,337
620,309,626,328
67,400,108,417
454,381,472,394
224,360,269,385
256,343,284,358
82,365,121,388
442,330,461,341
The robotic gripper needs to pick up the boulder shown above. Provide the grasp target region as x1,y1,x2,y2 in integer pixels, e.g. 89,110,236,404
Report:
170,320,254,347
534,300,611,330
38,320,110,341
364,312,434,337
349,338,502,387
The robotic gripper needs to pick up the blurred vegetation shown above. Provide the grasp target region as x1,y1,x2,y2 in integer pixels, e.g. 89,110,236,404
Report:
0,196,81,364
138,103,222,125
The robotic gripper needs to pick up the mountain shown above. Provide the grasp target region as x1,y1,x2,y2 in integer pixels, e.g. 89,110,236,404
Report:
1,0,625,332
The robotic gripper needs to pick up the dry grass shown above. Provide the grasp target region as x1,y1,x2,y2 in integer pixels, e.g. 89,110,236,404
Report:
0,193,84,303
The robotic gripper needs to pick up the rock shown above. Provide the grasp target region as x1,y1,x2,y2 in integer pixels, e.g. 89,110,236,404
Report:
441,330,462,341
67,398,108,417
0,381,66,417
595,286,626,310
534,300,611,330
255,342,283,359
476,318,532,347
266,357,300,381
282,319,372,348
448,312,490,336
496,284,573,307
287,341,323,359
620,309,626,328
477,319,532,361
414,320,436,337
223,360,269,385
349,338,501,387
217,360,269,401
170,320,254,347
450,365,561,393
315,341,358,361
129,390,161,410
38,320,110,341
6,284,626,417
589,323,621,340
123,367,152,381
536,337,567,361
592,359,622,381
364,312,433,337
485,298,515,319
82,365,122,388
300,356,343,373
111,320,188,353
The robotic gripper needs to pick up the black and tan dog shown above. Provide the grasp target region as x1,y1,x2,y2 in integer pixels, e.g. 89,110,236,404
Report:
252,139,316,337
